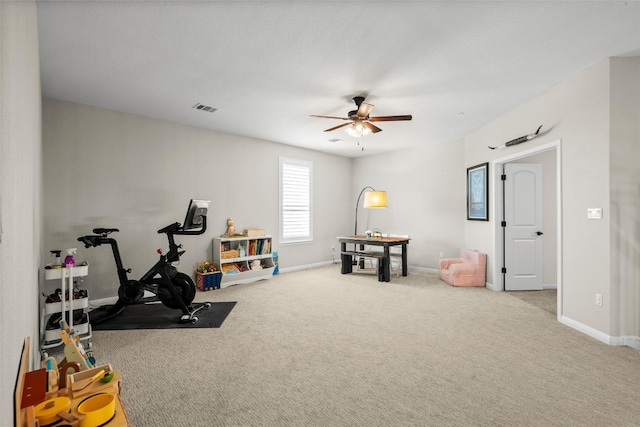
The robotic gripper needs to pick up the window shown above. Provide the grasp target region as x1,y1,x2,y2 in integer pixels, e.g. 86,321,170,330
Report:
279,157,313,244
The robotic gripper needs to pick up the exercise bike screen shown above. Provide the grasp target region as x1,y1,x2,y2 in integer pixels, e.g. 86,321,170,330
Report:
183,199,210,230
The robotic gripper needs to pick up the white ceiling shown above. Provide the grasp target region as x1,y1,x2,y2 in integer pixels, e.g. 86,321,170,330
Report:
36,1,640,158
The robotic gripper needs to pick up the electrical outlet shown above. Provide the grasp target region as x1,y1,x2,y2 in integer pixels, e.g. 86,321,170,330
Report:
595,293,603,306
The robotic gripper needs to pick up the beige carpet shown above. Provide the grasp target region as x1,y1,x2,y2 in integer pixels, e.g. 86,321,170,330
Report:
86,265,639,426
506,289,557,316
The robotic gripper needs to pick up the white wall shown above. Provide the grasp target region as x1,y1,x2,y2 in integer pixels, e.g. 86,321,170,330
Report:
465,58,640,340
352,140,466,269
42,99,352,300
0,1,42,424
609,57,640,340
466,61,610,331
331,63,640,349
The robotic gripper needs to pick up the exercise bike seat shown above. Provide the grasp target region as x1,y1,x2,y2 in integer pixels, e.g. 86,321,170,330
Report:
93,227,119,235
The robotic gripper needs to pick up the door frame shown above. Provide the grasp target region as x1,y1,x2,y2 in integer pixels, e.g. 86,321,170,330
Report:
490,139,563,319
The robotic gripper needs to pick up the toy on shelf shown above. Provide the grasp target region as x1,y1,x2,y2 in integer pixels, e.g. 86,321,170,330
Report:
16,336,131,427
59,320,95,370
222,217,244,237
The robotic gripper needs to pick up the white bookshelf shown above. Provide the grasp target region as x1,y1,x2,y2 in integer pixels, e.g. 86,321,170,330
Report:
213,235,274,288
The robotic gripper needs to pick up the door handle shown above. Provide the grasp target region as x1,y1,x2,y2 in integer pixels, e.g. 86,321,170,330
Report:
536,231,544,236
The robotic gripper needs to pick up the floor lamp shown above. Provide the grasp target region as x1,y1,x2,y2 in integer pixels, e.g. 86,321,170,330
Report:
354,187,388,266
354,187,388,235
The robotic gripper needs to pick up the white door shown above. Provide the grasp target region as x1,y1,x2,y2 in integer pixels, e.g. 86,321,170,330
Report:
504,163,543,291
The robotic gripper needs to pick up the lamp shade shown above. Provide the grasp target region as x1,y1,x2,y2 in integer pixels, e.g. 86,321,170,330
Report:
363,191,387,208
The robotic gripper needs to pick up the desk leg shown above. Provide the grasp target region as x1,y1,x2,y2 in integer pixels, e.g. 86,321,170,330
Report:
383,246,390,282
341,242,352,274
402,244,408,276
358,244,366,269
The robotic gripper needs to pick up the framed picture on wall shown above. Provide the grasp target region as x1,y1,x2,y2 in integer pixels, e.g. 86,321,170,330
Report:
467,162,489,221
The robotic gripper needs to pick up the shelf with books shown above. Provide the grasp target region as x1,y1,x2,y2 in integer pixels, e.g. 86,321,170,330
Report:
213,235,274,288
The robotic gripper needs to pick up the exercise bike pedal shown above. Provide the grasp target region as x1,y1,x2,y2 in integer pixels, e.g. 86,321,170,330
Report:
180,314,198,324
179,302,211,324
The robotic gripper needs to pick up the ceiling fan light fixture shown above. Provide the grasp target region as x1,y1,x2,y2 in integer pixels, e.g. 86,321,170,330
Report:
311,96,411,141
346,121,370,138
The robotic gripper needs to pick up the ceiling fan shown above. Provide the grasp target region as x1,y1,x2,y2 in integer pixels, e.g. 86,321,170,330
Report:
310,96,412,137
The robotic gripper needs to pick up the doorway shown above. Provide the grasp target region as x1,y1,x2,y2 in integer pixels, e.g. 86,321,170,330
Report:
491,140,562,319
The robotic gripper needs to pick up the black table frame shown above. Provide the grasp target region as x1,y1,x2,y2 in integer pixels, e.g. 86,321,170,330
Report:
338,235,409,282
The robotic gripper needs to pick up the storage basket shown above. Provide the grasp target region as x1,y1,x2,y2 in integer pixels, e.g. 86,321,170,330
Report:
243,228,265,237
221,250,239,259
196,272,222,291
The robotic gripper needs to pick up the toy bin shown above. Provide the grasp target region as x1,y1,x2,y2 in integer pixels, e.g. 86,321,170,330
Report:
196,271,222,291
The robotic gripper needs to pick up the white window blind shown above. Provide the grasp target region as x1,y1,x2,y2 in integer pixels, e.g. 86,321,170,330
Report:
280,157,312,243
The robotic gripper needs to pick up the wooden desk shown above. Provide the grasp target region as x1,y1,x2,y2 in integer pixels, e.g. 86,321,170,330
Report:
338,235,410,282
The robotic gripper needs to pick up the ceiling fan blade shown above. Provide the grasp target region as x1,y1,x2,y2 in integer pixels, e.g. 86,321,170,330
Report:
363,121,382,133
356,102,375,118
310,115,351,120
369,115,413,122
324,122,352,132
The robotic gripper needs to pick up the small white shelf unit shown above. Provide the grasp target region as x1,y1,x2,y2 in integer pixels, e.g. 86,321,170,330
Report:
42,265,92,349
213,235,275,288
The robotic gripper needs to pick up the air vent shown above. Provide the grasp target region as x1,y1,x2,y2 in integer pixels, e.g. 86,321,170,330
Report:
192,103,218,113
328,138,343,143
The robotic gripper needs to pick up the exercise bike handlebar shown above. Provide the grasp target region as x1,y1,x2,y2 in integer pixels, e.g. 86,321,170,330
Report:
158,216,208,236
175,215,208,235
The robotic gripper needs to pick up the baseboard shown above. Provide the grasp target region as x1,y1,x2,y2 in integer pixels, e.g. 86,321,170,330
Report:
280,260,334,273
559,315,613,345
559,315,640,350
484,282,556,292
90,296,118,308
90,291,155,309
485,282,500,292
408,266,438,274
622,336,640,350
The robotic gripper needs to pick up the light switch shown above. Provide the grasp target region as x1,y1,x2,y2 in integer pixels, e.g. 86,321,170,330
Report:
587,208,602,219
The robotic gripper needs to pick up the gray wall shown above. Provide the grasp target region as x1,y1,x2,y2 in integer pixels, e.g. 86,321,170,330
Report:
352,140,466,269
464,57,640,340
465,59,611,332
609,57,640,340
352,57,640,344
42,99,352,301
0,1,42,424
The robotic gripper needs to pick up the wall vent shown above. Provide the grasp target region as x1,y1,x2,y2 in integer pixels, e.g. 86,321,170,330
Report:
328,138,343,143
192,103,218,113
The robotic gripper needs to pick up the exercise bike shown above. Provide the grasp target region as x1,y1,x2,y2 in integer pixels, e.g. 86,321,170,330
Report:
78,199,211,324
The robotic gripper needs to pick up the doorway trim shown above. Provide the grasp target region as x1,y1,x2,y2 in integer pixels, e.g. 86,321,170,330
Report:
490,139,562,319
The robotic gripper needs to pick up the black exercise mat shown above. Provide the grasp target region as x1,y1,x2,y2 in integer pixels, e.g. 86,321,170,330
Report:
90,301,236,330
